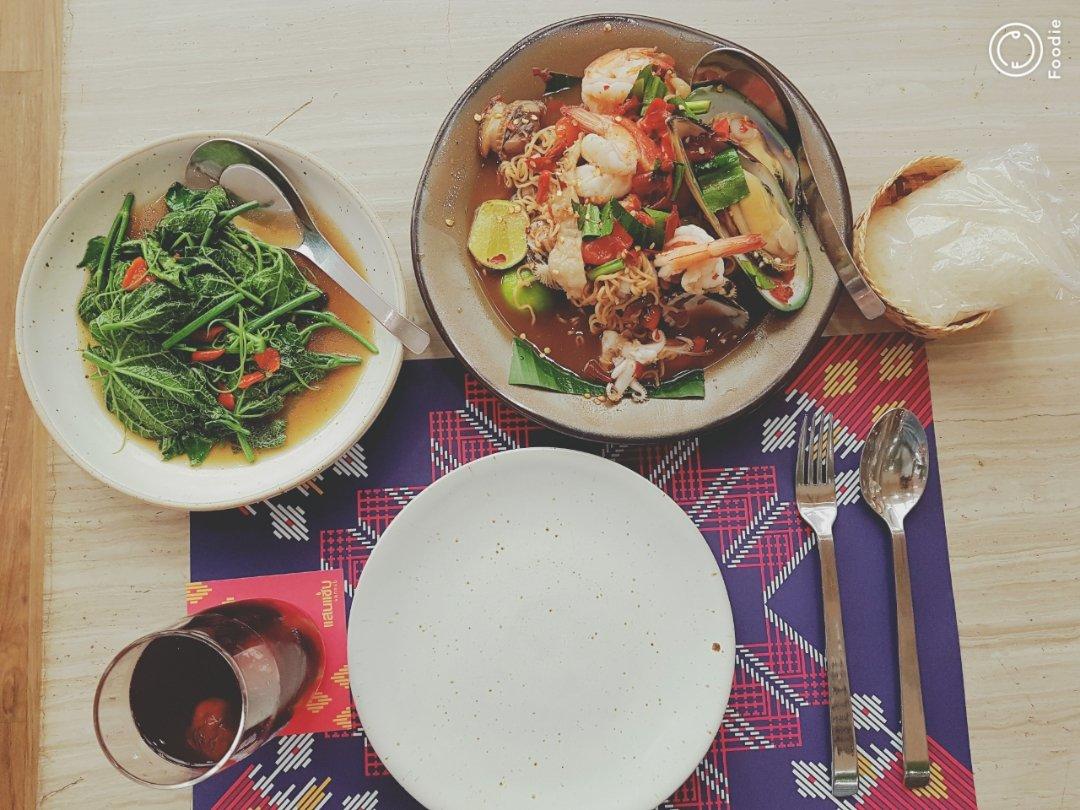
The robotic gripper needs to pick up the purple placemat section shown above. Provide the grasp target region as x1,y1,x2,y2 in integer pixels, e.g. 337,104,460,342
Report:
191,333,976,809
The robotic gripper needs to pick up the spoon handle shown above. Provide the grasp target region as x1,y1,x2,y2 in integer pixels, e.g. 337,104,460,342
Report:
817,532,859,796
298,235,431,355
891,526,930,787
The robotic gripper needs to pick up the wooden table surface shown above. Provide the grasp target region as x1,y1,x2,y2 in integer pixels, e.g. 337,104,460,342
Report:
2,1,1077,807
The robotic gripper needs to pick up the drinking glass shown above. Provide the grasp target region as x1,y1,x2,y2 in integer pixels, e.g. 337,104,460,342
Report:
94,598,324,788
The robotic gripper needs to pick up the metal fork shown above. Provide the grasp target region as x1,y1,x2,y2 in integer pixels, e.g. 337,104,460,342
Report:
796,412,859,797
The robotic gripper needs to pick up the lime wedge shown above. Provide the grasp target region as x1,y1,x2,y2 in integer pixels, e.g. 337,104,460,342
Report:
468,199,529,270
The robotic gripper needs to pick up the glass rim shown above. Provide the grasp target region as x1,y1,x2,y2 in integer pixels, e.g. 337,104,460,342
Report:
93,627,250,790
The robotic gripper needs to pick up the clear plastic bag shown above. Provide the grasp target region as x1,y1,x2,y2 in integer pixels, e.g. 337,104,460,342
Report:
863,144,1080,327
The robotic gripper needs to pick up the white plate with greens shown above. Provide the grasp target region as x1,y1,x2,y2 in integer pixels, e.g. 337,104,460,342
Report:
15,131,405,510
348,448,736,810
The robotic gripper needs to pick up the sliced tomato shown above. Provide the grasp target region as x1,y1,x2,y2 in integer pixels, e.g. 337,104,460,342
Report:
639,97,672,137
581,222,633,266
217,391,236,411
237,371,266,390
120,256,151,291
536,170,552,204
253,347,281,374
658,131,676,169
631,170,672,202
190,348,226,363
664,205,681,244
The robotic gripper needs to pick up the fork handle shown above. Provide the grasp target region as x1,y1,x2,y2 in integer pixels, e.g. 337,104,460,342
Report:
891,527,931,787
817,532,859,796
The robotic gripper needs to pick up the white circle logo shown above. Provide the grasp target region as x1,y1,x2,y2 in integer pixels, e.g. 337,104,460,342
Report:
989,22,1044,77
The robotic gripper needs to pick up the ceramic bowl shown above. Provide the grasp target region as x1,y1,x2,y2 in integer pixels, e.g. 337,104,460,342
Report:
16,131,405,510
413,14,849,443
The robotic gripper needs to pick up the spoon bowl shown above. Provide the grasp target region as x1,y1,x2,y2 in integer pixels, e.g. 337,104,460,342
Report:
187,138,430,354
860,407,930,527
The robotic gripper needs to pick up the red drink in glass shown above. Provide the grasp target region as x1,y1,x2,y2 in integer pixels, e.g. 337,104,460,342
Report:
95,598,324,788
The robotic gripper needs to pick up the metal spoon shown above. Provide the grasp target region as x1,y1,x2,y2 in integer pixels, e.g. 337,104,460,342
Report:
186,138,430,355
691,47,886,320
860,407,931,788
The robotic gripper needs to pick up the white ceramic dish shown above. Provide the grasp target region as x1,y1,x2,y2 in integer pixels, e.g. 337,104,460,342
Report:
348,448,735,810
15,131,405,511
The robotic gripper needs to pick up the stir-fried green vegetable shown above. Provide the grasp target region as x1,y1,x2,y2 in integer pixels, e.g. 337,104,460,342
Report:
78,184,373,465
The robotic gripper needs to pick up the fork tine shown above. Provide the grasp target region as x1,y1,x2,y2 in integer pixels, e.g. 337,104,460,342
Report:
824,413,835,485
810,410,821,485
796,415,808,485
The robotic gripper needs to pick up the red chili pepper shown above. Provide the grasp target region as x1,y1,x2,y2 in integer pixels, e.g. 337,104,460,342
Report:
630,209,654,228
190,348,226,363
581,222,633,266
120,256,151,291
192,324,225,343
237,371,265,390
620,193,643,212
530,115,582,171
253,347,281,374
664,205,681,244
692,336,708,353
536,170,552,204
217,391,235,411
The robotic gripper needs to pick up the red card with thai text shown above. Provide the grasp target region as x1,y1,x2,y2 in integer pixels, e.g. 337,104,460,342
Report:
185,569,353,735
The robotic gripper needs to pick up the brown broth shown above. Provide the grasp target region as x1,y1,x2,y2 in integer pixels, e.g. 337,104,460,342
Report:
468,107,766,381
87,193,374,465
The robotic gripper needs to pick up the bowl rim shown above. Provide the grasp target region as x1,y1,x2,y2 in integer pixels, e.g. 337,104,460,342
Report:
15,129,406,511
411,13,848,444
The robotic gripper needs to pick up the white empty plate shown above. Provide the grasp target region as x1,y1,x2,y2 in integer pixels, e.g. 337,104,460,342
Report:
348,448,735,810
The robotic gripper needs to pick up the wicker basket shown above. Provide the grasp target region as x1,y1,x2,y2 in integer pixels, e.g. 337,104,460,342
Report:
852,155,992,339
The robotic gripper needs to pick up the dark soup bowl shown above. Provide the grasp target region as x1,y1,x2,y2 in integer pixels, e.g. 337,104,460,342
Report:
412,14,848,443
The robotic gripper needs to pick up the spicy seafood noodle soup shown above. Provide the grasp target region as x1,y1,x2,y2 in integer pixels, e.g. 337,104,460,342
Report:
467,46,811,403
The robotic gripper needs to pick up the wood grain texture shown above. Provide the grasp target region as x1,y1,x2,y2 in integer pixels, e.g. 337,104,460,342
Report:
0,0,59,807
33,1,1080,807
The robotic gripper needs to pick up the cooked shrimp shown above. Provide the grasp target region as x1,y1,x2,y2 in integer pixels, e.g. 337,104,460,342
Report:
581,47,679,114
542,191,588,301
562,107,650,203
655,225,765,295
